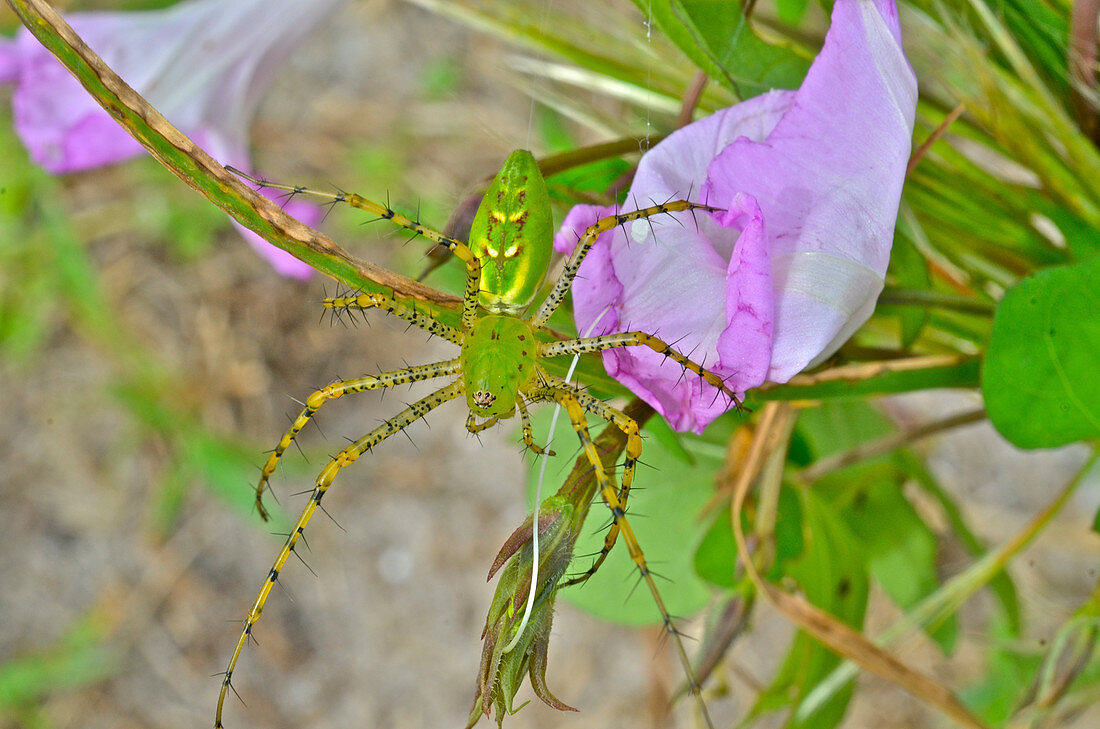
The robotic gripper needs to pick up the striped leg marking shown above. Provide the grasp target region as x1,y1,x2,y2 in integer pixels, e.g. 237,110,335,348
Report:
463,399,554,457
325,291,462,344
530,387,713,729
254,359,460,520
465,412,499,435
228,167,483,330
216,380,464,729
540,332,740,407
516,397,554,456
533,374,642,589
530,200,720,328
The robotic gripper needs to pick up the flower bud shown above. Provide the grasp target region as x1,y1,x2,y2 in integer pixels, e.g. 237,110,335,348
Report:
467,495,581,726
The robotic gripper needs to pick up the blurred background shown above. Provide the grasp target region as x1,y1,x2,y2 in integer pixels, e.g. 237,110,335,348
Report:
1,1,1098,729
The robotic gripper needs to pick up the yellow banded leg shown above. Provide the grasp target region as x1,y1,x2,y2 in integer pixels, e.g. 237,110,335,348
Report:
215,380,464,729
228,167,483,330
516,397,554,456
254,359,460,520
463,399,555,457
530,200,720,328
540,332,741,407
535,389,713,729
324,291,462,344
534,374,641,588
465,412,499,435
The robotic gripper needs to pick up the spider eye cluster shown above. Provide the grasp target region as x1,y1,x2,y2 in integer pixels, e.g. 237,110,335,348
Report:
472,390,496,408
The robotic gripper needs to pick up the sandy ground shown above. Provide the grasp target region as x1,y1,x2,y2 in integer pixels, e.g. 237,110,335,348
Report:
1,3,1098,729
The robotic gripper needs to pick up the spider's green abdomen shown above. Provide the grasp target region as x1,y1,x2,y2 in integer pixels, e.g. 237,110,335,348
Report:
461,314,538,418
469,150,553,313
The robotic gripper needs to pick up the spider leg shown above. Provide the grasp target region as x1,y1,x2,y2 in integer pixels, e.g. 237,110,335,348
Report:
516,397,554,456
325,291,462,344
215,380,464,729
464,399,556,457
530,374,639,588
228,167,483,330
527,385,713,729
530,199,720,328
540,332,741,407
254,359,460,520
465,412,499,434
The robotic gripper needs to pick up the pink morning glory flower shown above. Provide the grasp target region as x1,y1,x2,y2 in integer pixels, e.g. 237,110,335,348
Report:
0,0,346,279
555,0,917,433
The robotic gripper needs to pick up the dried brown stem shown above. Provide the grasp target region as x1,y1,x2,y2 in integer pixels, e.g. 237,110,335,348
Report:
729,403,992,729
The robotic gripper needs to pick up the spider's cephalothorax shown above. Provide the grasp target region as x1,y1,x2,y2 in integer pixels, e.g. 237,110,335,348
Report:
216,151,738,729
461,313,537,419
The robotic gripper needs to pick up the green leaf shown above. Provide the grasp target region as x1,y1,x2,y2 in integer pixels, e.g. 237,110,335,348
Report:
982,257,1100,448
634,0,810,98
752,488,869,728
775,0,811,25
796,399,894,457
694,512,738,588
642,413,695,464
959,616,1040,724
823,466,957,651
1027,192,1100,260
695,484,803,588
798,402,956,650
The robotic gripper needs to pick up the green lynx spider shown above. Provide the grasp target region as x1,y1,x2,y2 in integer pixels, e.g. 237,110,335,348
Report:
215,150,736,728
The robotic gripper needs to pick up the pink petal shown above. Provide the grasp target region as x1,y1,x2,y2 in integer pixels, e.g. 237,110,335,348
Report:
561,97,789,432
233,187,321,281
714,193,772,397
606,194,769,432
1,0,344,174
5,20,144,172
0,0,341,277
0,37,20,83
561,0,916,432
197,129,321,281
704,0,916,381
553,203,606,256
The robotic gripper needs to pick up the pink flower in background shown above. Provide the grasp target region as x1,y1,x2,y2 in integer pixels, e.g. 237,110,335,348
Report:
0,0,346,279
555,0,917,433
